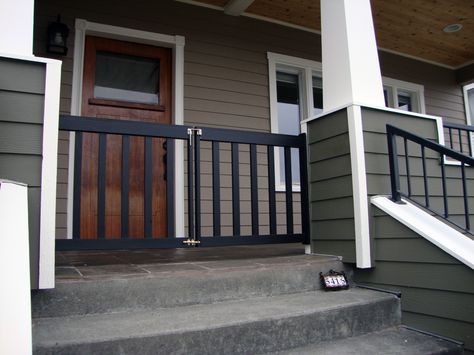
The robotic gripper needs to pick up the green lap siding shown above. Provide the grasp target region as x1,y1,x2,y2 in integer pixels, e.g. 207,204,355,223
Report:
0,57,46,289
356,207,474,351
307,109,356,262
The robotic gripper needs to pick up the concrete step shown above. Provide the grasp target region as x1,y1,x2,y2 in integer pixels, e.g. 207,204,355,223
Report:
33,288,400,355
32,254,346,318
267,326,463,355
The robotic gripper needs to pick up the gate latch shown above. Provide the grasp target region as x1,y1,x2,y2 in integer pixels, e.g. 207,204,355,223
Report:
187,127,202,146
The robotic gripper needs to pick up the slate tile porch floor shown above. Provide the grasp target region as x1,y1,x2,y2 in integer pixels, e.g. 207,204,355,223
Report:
55,243,332,283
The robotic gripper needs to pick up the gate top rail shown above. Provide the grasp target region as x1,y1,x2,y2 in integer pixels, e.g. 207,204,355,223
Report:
59,115,190,140
59,115,305,147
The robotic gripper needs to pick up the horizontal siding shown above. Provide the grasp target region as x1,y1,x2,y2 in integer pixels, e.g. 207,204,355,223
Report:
0,57,46,94
355,208,474,351
0,122,43,155
0,91,45,124
0,57,46,289
308,109,355,262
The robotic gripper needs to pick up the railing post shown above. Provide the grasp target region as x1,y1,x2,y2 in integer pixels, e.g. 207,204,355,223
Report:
386,126,402,203
299,133,310,245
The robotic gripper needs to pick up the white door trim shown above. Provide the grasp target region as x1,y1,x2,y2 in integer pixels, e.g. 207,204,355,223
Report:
68,19,185,239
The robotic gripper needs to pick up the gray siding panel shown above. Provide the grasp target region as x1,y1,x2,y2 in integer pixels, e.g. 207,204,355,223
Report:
0,122,43,155
0,91,45,124
0,57,46,289
0,154,42,187
0,57,46,94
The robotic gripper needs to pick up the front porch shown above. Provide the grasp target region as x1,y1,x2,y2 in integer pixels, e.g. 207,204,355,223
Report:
55,243,306,282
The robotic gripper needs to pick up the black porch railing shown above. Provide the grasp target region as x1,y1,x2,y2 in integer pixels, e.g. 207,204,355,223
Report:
57,115,310,249
443,122,474,156
387,124,474,232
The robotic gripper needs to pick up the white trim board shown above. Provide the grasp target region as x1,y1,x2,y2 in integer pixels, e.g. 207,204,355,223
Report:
347,105,372,268
69,19,186,239
0,53,62,289
372,196,474,270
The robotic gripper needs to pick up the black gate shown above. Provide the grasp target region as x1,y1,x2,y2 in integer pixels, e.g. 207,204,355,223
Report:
56,115,309,250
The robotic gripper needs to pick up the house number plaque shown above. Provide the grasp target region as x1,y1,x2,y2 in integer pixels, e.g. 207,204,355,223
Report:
320,270,349,291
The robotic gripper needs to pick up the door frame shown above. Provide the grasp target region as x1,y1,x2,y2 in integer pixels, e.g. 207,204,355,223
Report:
68,19,186,239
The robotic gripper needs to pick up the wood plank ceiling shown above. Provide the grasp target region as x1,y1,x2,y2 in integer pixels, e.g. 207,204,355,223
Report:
186,0,474,68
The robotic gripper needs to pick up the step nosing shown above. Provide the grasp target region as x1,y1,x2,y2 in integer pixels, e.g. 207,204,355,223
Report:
33,289,399,348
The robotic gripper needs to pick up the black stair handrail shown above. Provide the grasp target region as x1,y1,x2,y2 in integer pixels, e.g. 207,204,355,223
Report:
387,124,474,232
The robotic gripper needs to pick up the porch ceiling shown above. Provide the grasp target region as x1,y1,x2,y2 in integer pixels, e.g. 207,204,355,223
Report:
179,0,474,69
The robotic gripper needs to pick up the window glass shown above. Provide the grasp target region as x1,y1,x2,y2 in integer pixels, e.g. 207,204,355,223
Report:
276,72,300,185
397,90,413,111
383,78,423,113
312,75,323,115
94,51,160,104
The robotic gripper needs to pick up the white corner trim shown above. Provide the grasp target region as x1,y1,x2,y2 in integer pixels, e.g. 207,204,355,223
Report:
347,105,372,268
69,19,186,238
0,180,32,354
371,196,474,270
39,58,62,289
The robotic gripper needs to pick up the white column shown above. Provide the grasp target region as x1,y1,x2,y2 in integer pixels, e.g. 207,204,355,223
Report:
0,0,34,56
321,0,385,111
0,180,32,354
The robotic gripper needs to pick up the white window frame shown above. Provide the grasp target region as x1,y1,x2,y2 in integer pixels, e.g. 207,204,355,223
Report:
463,83,474,125
382,77,426,114
268,52,322,191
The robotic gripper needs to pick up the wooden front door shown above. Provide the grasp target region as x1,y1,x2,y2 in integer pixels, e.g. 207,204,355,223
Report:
80,36,172,239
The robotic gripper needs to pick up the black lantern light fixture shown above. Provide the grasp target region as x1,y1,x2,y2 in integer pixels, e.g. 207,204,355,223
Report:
47,15,69,56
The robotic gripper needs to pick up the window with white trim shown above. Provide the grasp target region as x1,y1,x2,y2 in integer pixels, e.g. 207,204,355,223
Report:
268,52,322,191
464,83,474,125
382,77,425,114
268,55,427,191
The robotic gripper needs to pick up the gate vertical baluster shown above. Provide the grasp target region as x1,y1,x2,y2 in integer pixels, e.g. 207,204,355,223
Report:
73,132,83,239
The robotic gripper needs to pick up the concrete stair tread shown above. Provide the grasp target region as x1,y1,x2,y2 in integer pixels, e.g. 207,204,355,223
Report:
33,255,347,317
267,327,463,355
33,288,397,353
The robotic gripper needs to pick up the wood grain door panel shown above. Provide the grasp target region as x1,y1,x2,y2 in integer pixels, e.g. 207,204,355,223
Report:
80,36,171,240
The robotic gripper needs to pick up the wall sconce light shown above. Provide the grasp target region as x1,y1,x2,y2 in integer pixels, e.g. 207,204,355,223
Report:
47,15,69,56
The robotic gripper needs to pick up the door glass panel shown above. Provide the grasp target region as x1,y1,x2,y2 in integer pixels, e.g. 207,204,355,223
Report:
276,72,300,186
94,51,160,104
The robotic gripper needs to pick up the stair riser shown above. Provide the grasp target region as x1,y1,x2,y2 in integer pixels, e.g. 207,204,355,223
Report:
33,260,346,318
34,297,400,355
